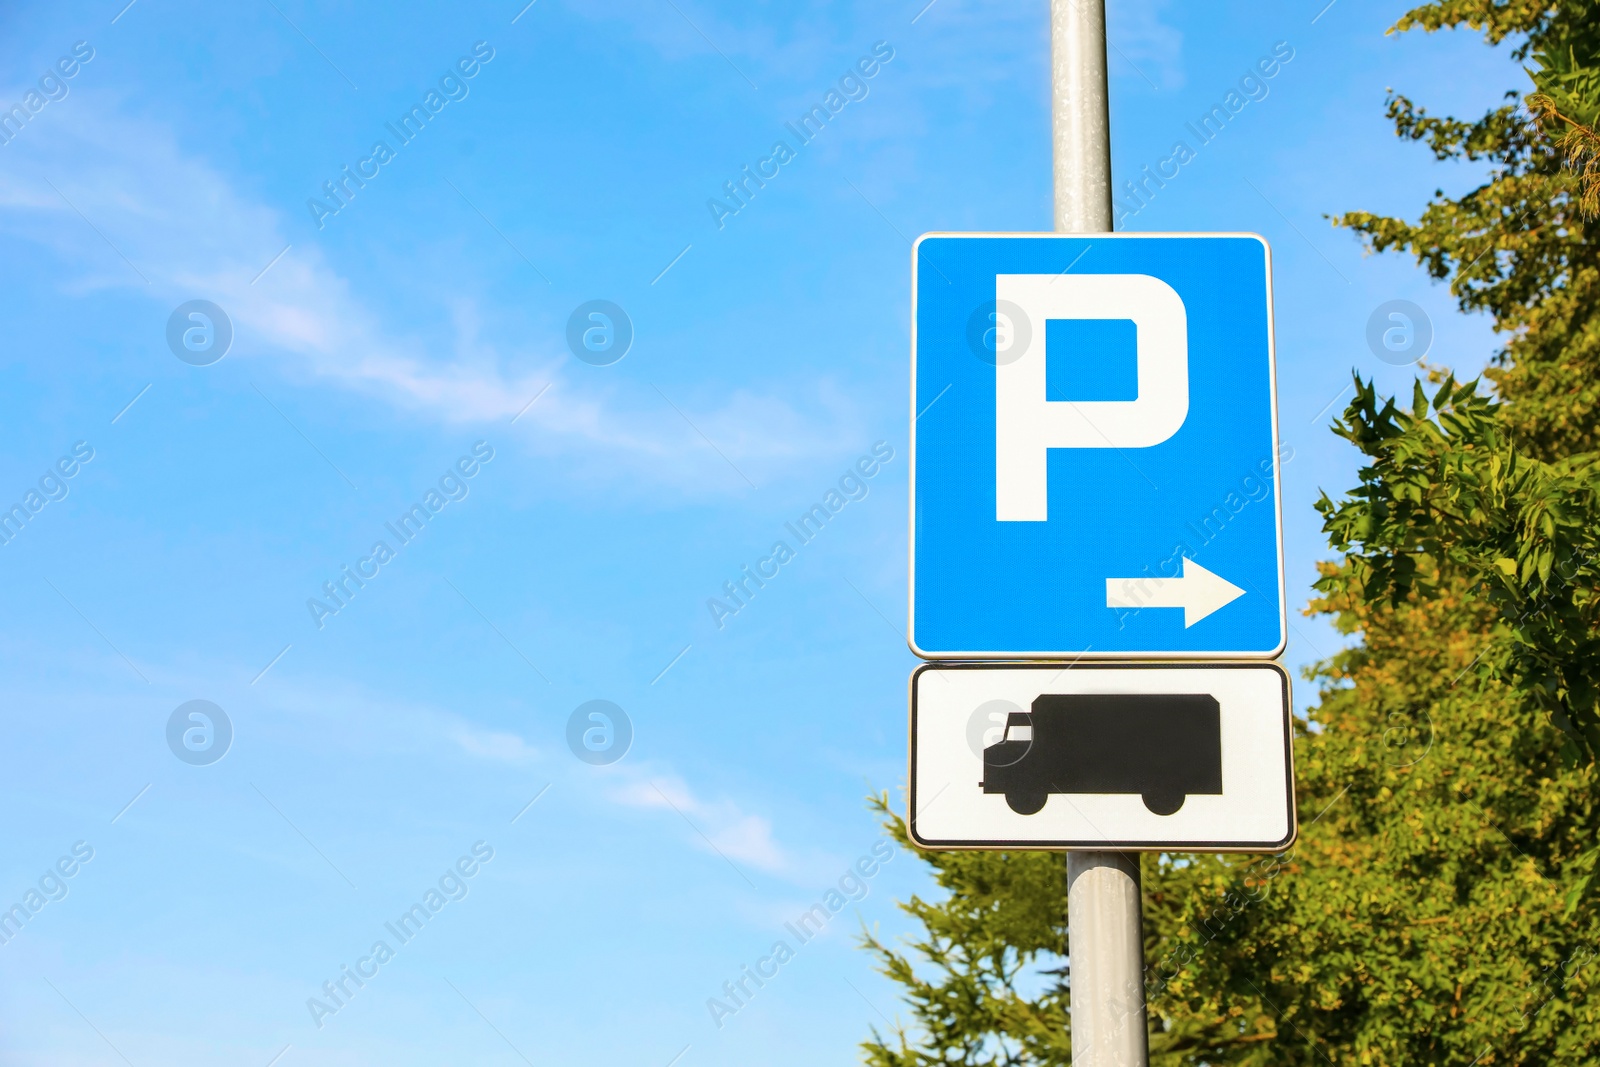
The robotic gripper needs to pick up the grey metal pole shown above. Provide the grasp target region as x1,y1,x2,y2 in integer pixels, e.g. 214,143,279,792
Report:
1053,2,1149,1065
1067,852,1148,1065
1051,0,1114,232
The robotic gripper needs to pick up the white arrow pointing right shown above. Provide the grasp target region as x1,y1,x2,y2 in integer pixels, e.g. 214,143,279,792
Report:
1105,557,1246,628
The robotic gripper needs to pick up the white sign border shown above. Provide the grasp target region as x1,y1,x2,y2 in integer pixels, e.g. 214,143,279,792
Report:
907,660,1298,853
906,231,1289,661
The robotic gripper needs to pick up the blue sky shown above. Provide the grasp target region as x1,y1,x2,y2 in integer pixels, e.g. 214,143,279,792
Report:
0,0,1516,1063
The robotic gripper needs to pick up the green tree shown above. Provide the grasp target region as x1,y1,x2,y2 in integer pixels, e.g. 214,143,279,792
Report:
864,2,1600,1063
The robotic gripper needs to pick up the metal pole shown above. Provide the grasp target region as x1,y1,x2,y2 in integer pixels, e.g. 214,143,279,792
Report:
1067,853,1148,1065
1053,2,1149,1065
1051,0,1113,232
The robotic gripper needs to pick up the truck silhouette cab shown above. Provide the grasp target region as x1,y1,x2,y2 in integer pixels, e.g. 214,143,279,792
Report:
981,693,1222,816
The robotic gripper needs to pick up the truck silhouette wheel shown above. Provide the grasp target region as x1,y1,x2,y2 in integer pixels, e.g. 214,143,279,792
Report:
1007,790,1048,815
1142,791,1185,816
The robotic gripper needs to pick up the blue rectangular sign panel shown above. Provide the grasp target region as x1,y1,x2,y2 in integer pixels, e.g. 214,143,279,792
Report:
909,233,1286,659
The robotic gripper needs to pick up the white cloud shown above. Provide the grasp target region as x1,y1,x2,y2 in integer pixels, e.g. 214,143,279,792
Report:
709,811,786,873
612,776,690,811
611,773,789,875
0,99,865,497
451,727,539,764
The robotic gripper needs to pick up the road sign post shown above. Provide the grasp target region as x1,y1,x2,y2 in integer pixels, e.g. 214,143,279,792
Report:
904,4,1297,1065
1055,1,1142,1053
1056,3,1146,1061
1054,1,1146,1055
1056,0,1145,1049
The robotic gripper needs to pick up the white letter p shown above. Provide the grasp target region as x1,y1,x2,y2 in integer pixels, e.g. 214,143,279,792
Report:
995,273,1189,521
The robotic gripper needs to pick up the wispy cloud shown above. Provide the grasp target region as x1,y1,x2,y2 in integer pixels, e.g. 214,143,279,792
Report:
452,727,540,763
0,111,554,415
0,103,863,496
611,774,788,874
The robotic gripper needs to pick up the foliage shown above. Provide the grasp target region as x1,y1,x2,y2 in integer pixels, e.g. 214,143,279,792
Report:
1524,8,1600,214
862,1,1600,1063
1316,374,1600,757
1330,0,1600,754
859,794,1073,1067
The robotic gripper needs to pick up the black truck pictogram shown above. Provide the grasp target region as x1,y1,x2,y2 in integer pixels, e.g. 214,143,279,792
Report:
981,693,1222,816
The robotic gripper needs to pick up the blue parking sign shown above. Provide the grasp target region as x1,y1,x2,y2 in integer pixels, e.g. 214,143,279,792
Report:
910,233,1286,658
